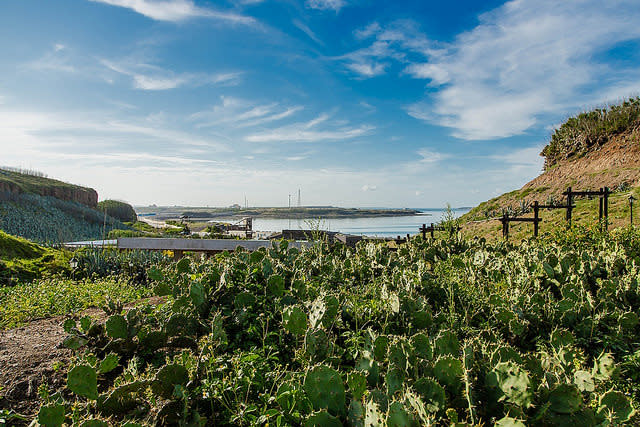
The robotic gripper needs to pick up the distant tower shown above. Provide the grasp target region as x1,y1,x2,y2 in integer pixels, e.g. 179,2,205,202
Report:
298,189,301,207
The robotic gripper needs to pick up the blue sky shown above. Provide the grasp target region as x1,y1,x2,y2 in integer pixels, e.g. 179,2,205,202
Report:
1,0,640,207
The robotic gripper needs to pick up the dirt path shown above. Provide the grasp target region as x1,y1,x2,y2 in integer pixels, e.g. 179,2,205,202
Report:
0,297,165,420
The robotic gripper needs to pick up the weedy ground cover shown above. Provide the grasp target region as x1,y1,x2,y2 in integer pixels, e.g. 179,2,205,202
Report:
25,228,640,425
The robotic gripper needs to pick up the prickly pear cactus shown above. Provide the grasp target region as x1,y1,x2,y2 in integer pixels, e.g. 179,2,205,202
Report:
494,416,526,427
410,333,432,360
597,390,634,423
348,400,365,427
105,314,128,340
67,365,98,400
38,403,65,427
303,365,346,416
347,371,367,401
386,368,404,396
305,328,330,361
386,401,412,427
548,384,582,414
365,398,384,427
267,274,285,297
573,370,594,392
413,378,445,413
434,356,463,388
283,306,308,336
489,361,532,408
435,330,460,357
152,364,189,399
98,353,119,374
373,335,389,361
305,410,342,427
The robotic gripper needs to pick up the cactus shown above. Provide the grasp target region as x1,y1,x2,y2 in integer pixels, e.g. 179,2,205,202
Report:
356,356,380,387
413,378,445,413
98,353,119,374
598,390,635,423
410,333,432,360
386,368,404,396
494,416,526,427
67,364,98,400
79,420,109,427
592,352,618,381
176,257,190,274
373,335,389,361
283,306,308,336
97,380,152,415
348,400,365,427
573,370,594,392
105,314,128,340
62,335,88,350
234,291,256,309
489,361,532,408
37,404,65,427
364,398,384,427
388,341,408,372
189,282,206,309
310,295,339,328
386,401,412,427
347,371,367,400
619,312,639,331
548,384,582,414
152,364,189,399
305,410,342,427
435,330,460,357
305,328,330,361
550,328,575,349
267,274,285,297
404,390,429,424
434,356,463,389
304,365,346,416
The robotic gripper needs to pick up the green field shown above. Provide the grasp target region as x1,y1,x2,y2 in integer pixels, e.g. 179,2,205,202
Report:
17,228,639,426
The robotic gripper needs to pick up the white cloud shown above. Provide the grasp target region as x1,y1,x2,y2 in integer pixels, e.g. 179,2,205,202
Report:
101,60,241,90
89,0,256,24
401,0,640,140
191,97,303,128
362,184,377,191
26,45,76,73
306,0,345,12
417,148,450,164
293,20,324,45
245,113,374,143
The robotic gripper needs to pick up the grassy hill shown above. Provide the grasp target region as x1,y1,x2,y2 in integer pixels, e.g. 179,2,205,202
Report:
0,168,128,243
460,98,640,240
0,230,69,285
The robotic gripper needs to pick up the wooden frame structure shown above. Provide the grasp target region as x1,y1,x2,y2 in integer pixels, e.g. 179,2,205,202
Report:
419,223,461,239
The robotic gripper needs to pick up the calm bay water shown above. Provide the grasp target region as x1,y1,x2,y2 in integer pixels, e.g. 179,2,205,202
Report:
248,208,471,238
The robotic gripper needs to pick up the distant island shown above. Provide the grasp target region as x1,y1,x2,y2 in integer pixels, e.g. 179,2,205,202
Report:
135,205,424,219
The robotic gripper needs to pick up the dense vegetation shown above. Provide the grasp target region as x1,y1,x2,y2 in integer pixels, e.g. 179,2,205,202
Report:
98,200,138,223
541,97,640,169
31,229,639,426
0,167,97,207
0,230,69,285
0,193,127,243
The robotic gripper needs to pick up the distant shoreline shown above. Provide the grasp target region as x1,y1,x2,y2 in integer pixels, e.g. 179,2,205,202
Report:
135,206,428,220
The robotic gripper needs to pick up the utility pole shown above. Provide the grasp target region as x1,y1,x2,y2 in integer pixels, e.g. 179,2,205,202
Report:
298,189,301,207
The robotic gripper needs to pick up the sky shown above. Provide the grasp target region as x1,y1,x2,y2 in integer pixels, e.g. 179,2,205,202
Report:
1,0,640,208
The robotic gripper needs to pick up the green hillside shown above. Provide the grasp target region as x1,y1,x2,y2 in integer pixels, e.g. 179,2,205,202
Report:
0,230,69,285
0,168,129,243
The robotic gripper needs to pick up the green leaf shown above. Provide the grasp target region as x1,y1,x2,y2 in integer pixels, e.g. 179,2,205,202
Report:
574,370,594,392
67,365,98,400
62,318,76,333
548,384,582,414
147,266,164,281
176,257,190,274
304,365,346,416
79,316,92,333
267,274,285,297
347,371,367,401
98,353,119,374
282,306,307,336
105,314,128,340
38,404,65,427
598,390,634,423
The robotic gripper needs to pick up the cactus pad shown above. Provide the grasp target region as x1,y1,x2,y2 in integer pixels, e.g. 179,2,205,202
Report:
67,364,98,400
434,356,463,388
105,314,128,340
305,410,342,427
152,364,189,398
38,403,65,427
304,365,346,416
283,306,308,336
598,390,634,423
413,378,445,413
548,384,582,414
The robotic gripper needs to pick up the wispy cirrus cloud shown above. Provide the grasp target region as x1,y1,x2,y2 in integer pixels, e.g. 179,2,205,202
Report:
403,0,640,140
88,0,256,24
101,60,241,90
245,113,373,143
306,0,346,12
191,96,303,128
26,44,76,73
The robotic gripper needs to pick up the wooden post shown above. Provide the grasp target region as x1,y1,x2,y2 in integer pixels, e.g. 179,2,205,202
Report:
430,223,435,239
603,187,609,230
173,250,183,261
599,189,604,223
501,213,509,240
420,224,427,239
566,187,573,226
533,202,537,236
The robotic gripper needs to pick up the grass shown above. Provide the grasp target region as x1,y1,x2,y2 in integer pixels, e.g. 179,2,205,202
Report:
461,186,640,241
0,230,70,285
541,97,640,169
0,277,152,329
